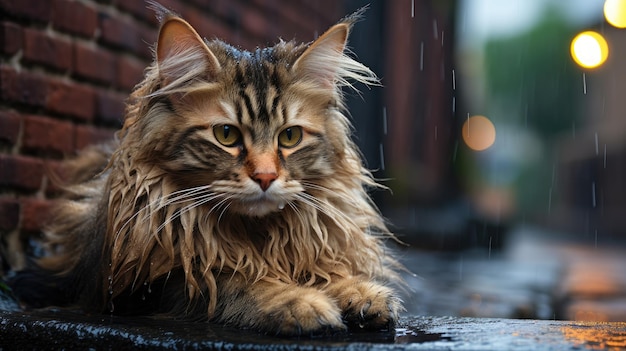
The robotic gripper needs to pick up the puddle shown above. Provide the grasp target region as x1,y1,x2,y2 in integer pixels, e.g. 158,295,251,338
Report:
395,326,453,344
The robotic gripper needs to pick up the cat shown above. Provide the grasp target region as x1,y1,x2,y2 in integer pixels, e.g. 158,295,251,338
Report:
9,3,402,336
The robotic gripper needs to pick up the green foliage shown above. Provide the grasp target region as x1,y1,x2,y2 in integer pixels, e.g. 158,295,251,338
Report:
484,7,582,137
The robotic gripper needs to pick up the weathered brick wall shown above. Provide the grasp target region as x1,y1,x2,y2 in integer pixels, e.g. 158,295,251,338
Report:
0,0,342,270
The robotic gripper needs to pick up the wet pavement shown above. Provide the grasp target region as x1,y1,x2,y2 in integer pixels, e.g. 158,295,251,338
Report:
2,224,626,349
398,225,626,322
2,310,626,350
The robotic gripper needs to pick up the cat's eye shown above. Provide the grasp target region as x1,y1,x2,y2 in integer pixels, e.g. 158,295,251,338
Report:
213,124,242,147
278,126,303,148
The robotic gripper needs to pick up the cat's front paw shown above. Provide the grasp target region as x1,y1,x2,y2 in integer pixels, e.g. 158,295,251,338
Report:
329,280,400,331
261,287,346,336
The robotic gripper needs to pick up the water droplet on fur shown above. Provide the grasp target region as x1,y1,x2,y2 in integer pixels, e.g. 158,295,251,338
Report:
107,276,113,295
278,202,285,210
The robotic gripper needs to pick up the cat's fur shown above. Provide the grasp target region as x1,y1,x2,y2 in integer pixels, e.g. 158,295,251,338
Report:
10,4,402,335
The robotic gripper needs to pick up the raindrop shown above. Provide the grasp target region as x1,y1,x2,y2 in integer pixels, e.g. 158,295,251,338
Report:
420,41,424,71
452,69,456,90
107,276,113,295
548,186,553,214
582,73,587,94
452,96,456,113
433,19,438,40
441,30,445,47
595,132,599,155
452,140,459,163
379,143,386,171
411,0,414,18
604,144,607,168
592,181,596,208
278,202,285,210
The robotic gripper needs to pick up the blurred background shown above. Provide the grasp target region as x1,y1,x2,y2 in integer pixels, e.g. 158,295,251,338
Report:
2,0,626,324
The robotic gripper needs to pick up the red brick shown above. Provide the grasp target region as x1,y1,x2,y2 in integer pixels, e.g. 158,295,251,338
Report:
73,43,116,84
0,111,21,146
52,0,98,38
42,159,64,196
20,198,53,232
22,115,75,155
46,80,95,122
0,66,47,108
0,154,44,191
23,28,73,71
0,197,20,231
0,0,51,23
95,90,125,126
116,55,145,91
75,125,115,150
184,10,231,43
0,22,23,55
137,23,157,60
99,13,156,60
114,0,159,26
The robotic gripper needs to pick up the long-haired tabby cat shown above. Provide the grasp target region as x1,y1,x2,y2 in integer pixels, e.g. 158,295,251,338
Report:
10,3,402,336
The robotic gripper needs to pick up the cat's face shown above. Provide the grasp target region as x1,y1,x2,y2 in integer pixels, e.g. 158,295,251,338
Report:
135,15,361,217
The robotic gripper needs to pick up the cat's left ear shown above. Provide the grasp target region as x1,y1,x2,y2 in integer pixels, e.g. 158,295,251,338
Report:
293,22,350,89
156,16,221,86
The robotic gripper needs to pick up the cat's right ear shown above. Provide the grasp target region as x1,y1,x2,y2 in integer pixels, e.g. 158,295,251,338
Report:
156,16,221,87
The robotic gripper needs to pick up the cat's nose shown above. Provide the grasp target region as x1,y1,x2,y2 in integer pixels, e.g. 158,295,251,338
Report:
252,172,277,191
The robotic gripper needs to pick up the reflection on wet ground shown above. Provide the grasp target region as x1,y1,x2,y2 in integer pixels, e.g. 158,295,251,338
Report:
0,309,451,349
4,310,626,350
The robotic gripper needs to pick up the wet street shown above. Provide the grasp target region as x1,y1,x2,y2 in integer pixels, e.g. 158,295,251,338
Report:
398,224,626,323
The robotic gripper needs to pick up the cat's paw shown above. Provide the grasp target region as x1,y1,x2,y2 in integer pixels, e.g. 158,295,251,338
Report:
261,288,346,336
330,280,400,331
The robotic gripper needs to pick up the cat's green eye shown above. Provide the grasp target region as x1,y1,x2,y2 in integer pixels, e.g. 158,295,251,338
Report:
278,126,303,148
213,124,242,147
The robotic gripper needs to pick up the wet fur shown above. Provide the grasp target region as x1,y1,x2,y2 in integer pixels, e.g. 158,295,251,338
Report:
10,4,402,335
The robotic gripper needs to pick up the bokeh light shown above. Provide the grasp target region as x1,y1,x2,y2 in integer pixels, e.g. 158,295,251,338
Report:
462,115,496,151
570,31,609,69
604,0,626,28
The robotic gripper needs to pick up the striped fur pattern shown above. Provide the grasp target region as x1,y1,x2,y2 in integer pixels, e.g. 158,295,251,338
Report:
13,5,402,335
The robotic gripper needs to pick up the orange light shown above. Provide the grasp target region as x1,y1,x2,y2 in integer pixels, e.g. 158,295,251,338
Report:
462,115,496,151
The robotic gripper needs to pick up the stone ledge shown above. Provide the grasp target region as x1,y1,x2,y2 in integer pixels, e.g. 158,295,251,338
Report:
2,311,626,350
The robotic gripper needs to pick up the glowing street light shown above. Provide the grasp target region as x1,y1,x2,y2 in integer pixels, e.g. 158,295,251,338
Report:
570,31,609,69
604,0,626,28
462,115,496,151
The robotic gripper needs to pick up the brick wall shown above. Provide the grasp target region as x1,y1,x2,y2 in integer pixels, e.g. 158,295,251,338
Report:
0,0,342,270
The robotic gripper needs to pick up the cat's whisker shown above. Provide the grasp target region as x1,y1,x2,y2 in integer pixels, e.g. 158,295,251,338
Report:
114,185,213,245
155,191,224,233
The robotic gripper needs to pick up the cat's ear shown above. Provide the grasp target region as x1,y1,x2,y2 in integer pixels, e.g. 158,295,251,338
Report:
156,16,221,86
293,23,350,89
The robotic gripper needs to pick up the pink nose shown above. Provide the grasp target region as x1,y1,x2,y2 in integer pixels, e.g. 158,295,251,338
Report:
252,172,277,191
